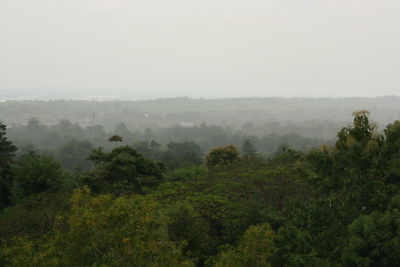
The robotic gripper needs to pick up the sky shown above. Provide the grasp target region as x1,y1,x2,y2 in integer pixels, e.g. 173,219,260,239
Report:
1,0,400,100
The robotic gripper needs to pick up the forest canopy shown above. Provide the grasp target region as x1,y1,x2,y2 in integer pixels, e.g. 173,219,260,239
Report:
1,111,400,266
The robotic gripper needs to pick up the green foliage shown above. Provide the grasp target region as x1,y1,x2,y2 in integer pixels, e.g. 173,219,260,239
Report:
80,145,164,194
206,157,311,213
0,192,70,240
12,154,71,202
108,134,123,144
133,140,163,160
342,195,400,266
57,139,93,172
167,202,216,264
206,145,240,168
308,111,391,213
0,122,17,209
150,157,309,264
163,141,203,170
381,120,400,186
164,166,208,182
1,187,194,266
4,110,400,266
273,223,330,266
214,223,274,267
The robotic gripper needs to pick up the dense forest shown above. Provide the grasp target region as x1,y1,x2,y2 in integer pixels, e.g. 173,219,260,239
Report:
1,110,400,266
4,116,324,173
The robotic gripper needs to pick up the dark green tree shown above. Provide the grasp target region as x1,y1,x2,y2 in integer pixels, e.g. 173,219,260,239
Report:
0,122,17,209
163,141,202,170
333,110,387,211
241,139,256,156
215,223,275,267
342,194,400,266
380,120,400,186
150,140,161,150
108,135,123,147
13,154,70,202
80,146,164,194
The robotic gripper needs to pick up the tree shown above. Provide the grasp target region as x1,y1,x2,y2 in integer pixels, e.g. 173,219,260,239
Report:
58,139,93,172
84,125,108,146
273,223,328,266
134,140,152,157
275,143,290,155
163,141,203,170
307,110,387,212
114,123,133,142
26,118,47,145
133,140,163,160
150,140,161,150
333,110,386,211
26,118,42,133
380,120,400,186
342,194,400,266
0,192,70,240
108,135,123,147
215,223,275,267
206,145,240,168
167,202,215,264
241,139,256,156
0,122,17,209
12,154,70,202
51,119,83,138
80,146,164,194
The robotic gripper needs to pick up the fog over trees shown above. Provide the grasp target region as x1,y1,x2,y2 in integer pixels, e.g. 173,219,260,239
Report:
2,96,400,138
1,0,400,265
2,110,400,266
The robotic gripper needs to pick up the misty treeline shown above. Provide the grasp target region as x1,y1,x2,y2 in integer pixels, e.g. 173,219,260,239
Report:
2,97,400,140
6,117,323,172
1,110,400,266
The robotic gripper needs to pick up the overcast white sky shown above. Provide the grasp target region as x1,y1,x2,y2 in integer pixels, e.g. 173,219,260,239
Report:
1,0,399,99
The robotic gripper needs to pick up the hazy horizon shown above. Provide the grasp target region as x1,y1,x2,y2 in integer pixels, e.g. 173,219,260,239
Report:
1,0,400,99
1,95,400,102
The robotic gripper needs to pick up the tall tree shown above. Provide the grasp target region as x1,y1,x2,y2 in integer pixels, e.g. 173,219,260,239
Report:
0,122,17,209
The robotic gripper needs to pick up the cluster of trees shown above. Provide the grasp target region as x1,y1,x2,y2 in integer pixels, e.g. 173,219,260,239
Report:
1,111,400,266
6,117,323,172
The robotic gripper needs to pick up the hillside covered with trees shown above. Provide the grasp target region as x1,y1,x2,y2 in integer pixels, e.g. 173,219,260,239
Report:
1,111,400,266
